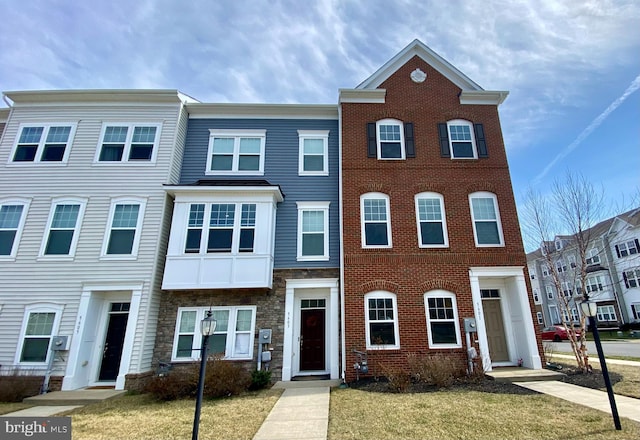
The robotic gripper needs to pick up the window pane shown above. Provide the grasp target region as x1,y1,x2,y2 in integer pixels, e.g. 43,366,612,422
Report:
452,142,474,158
107,229,135,254
379,125,400,141
104,127,128,143
128,145,153,160
211,154,233,170
210,204,235,226
302,233,324,256
431,322,457,344
99,145,124,161
212,138,234,154
420,222,444,245
208,229,233,252
176,335,194,358
45,230,73,254
21,338,50,362
0,205,23,228
188,204,205,227
304,138,324,154
472,198,496,220
46,126,71,143
238,155,260,170
0,230,17,255
234,334,250,356
370,323,395,345
241,204,256,227
132,126,156,143
380,142,402,158
14,146,37,161
52,205,79,228
303,211,324,233
236,310,252,331
365,223,388,246
364,199,386,221
185,229,202,253
41,144,65,161
449,125,472,141
210,334,227,354
239,138,261,154
304,155,324,171
26,313,55,335
418,199,441,221
476,221,500,245
212,310,229,331
239,229,254,252
179,311,197,333
112,205,139,228
19,127,44,144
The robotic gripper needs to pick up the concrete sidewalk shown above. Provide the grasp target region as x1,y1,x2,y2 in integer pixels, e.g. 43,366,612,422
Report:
516,381,640,423
252,380,337,440
552,353,640,367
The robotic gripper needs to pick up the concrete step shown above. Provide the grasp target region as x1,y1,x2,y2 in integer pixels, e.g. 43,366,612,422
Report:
272,379,341,389
23,389,126,406
486,367,565,383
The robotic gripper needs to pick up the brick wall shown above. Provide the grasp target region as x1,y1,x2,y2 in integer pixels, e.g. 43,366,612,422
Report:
341,56,536,381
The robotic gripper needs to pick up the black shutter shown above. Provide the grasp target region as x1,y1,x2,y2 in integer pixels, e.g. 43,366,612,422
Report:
623,271,629,288
615,245,621,258
405,123,415,158
474,123,488,157
367,123,376,158
635,239,640,252
438,123,450,157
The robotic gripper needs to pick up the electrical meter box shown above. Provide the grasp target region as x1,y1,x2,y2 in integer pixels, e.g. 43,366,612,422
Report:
51,335,69,351
259,329,272,344
261,351,272,362
463,318,477,333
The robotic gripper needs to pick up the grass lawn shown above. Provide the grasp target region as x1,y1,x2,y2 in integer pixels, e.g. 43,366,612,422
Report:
329,387,640,440
0,402,33,415
584,360,640,399
61,389,282,440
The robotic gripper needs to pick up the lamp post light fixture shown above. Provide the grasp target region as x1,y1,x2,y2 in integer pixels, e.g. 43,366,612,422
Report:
580,297,621,431
192,310,217,440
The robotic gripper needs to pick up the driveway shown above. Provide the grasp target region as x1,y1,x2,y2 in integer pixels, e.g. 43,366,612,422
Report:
549,339,640,358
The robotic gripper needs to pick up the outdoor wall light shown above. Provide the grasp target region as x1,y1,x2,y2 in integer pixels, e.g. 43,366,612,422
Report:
192,310,217,440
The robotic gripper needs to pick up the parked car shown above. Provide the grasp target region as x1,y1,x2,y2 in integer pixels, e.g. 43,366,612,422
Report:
541,326,581,341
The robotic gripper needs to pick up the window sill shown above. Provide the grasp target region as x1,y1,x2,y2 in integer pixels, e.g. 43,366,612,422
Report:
365,345,400,351
6,162,69,167
100,255,139,261
37,255,75,262
205,171,265,176
297,256,330,262
92,162,157,166
299,171,329,177
475,243,505,248
427,344,462,349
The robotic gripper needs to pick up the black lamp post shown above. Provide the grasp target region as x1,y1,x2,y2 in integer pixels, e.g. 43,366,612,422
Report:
192,310,217,440
580,298,621,431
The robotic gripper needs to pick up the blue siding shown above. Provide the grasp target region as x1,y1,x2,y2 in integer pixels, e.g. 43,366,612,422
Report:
182,119,339,269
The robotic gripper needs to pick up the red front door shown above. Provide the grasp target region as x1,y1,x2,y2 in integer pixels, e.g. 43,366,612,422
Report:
300,308,325,371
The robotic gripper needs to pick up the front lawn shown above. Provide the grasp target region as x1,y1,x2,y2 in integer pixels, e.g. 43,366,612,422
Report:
0,402,33,415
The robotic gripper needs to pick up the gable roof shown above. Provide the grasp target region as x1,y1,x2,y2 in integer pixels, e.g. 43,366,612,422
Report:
342,39,508,105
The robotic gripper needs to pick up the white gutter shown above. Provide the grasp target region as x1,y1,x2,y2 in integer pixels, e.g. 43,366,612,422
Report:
338,102,346,382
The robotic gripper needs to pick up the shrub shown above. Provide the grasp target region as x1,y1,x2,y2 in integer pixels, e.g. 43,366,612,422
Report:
407,353,464,388
379,363,412,393
202,357,250,398
249,370,272,390
144,369,195,401
0,370,43,402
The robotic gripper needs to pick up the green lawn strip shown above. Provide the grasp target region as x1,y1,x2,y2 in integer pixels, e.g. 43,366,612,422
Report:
0,402,33,415
329,388,640,440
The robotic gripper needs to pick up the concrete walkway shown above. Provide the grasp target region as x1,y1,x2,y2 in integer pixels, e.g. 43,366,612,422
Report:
0,389,126,418
252,380,338,440
516,380,640,423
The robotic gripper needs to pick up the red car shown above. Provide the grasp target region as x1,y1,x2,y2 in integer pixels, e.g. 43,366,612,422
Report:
541,326,581,341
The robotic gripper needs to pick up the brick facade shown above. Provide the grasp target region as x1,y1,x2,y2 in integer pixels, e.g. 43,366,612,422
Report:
341,55,539,381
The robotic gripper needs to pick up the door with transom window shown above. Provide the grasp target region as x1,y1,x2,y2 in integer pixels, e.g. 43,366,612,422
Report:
481,290,509,362
299,299,326,372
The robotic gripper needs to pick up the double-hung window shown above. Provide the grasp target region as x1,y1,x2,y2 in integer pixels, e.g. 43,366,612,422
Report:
545,285,554,300
533,289,540,303
469,192,504,246
615,239,640,258
361,193,391,248
561,281,572,297
424,291,461,348
97,124,160,162
446,120,476,158
623,268,640,288
597,305,617,322
297,202,330,261
16,304,63,364
184,203,256,254
11,124,76,163
207,129,266,174
41,198,87,257
298,130,329,175
364,291,399,349
102,198,146,257
556,260,566,273
542,264,550,277
0,198,30,258
173,306,256,361
586,248,600,265
586,274,605,293
571,308,579,322
415,192,448,247
376,119,404,159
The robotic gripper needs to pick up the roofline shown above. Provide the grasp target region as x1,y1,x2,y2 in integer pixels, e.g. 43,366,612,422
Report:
186,103,338,119
164,184,284,202
356,39,484,92
459,90,509,105
338,89,386,104
3,89,199,106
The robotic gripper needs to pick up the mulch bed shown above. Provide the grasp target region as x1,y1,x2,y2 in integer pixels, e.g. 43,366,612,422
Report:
345,376,538,395
553,362,623,390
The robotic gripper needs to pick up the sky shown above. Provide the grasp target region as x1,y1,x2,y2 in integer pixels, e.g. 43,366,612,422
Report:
1,0,639,249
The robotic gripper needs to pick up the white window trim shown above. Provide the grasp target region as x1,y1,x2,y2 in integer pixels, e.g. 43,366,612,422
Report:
625,268,640,288
548,304,560,324
415,192,449,248
424,290,462,349
586,248,600,265
0,197,31,260
8,123,77,165
100,197,147,259
446,119,477,159
296,201,330,261
545,285,554,300
617,240,639,257
542,264,550,277
94,122,162,164
298,130,329,176
536,312,544,325
39,197,88,259
469,192,504,247
360,192,392,249
364,291,400,350
14,303,64,366
171,306,256,361
533,289,540,304
376,119,405,160
206,129,266,175
597,305,617,322
586,274,605,293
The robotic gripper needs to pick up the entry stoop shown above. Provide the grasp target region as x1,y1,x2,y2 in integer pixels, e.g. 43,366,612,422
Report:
486,367,565,383
24,389,126,406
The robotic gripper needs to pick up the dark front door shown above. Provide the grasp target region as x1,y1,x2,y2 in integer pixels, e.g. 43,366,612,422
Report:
300,308,325,371
98,303,130,382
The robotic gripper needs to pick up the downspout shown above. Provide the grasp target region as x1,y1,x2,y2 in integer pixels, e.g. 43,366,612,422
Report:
338,103,346,383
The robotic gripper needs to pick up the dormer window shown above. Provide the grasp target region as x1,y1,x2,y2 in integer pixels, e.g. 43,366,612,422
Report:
555,239,562,251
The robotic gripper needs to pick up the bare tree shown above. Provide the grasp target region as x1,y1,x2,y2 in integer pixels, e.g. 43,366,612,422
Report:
523,172,607,373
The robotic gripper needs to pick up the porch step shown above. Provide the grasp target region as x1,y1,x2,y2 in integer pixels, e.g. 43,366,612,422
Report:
272,379,341,389
23,389,126,406
486,367,565,383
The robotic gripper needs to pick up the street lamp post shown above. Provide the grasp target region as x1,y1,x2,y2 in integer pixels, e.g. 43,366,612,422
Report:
192,310,217,440
580,298,621,431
